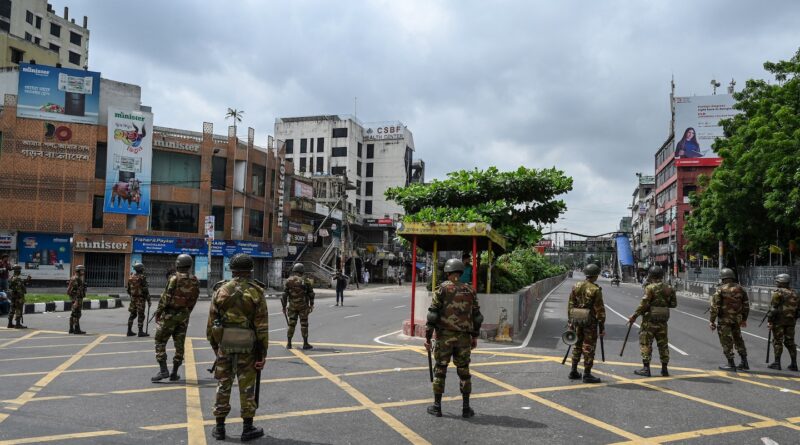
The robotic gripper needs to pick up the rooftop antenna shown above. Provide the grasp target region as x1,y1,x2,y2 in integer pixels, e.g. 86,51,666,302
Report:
710,78,721,95
727,78,736,94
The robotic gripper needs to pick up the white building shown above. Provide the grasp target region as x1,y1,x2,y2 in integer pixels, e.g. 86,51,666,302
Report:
0,1,90,69
274,115,421,220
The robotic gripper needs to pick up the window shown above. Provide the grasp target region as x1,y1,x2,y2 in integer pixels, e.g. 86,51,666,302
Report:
25,11,33,25
33,36,41,45
24,32,32,41
0,1,11,19
151,201,199,233
357,160,362,176
69,31,82,46
68,51,80,65
0,21,9,33
366,144,374,158
365,163,374,177
50,23,61,37
92,196,104,228
49,43,59,54
10,47,23,64
299,157,306,172
270,169,276,198
356,199,361,213
316,157,324,173
212,206,225,234
332,146,347,157
249,209,264,237
35,16,41,29
251,164,266,196
331,166,346,176
317,137,324,152
356,180,361,194
365,181,373,196
332,127,348,138
94,142,107,179
364,200,373,215
152,150,201,188
267,212,273,240
300,138,307,153
211,156,227,190
284,139,293,154
357,142,363,157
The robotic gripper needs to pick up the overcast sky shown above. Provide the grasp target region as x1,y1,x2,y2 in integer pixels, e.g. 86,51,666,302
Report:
52,0,800,235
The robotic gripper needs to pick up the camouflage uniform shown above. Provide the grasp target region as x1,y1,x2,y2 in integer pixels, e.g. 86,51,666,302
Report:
154,272,200,367
427,280,482,396
207,277,269,419
710,282,749,363
281,275,314,346
568,280,606,371
127,273,151,333
769,287,798,367
67,273,87,333
8,272,27,327
633,281,677,364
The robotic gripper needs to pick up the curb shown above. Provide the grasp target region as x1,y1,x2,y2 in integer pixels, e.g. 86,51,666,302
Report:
22,298,124,314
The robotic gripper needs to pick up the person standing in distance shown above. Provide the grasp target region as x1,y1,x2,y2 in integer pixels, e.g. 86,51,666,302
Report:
207,253,269,441
567,263,606,383
152,254,200,382
126,263,151,337
767,273,798,371
7,265,30,329
334,270,347,307
281,263,314,350
424,258,483,418
710,267,750,371
67,265,87,334
628,265,677,377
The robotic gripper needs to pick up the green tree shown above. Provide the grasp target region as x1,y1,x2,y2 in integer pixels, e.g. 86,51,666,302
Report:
225,108,244,136
386,166,573,249
685,48,800,264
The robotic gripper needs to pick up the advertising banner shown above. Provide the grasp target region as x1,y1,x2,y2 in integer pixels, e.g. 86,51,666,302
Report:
194,255,209,281
16,63,101,124
132,236,273,258
17,232,71,280
104,107,153,215
0,231,17,250
673,94,740,161
294,180,314,199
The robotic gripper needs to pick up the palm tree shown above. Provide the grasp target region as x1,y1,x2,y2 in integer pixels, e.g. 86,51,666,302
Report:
225,108,244,137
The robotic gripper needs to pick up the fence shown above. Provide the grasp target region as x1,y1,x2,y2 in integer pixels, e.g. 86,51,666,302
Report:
685,266,800,289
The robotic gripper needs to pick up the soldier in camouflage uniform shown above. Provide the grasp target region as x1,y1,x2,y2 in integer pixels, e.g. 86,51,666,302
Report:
424,258,483,418
126,263,151,337
7,265,30,329
67,265,87,334
567,263,606,383
628,265,677,377
152,254,200,382
281,263,314,350
710,268,750,371
767,273,798,371
207,253,269,441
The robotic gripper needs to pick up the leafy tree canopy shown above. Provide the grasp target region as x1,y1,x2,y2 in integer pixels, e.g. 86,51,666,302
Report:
386,166,573,248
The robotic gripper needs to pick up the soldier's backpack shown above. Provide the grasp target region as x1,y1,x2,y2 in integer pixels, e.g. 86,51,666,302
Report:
170,273,200,310
720,285,744,314
569,282,595,327
648,283,672,323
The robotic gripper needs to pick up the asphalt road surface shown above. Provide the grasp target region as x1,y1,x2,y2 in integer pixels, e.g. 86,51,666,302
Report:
1,277,799,444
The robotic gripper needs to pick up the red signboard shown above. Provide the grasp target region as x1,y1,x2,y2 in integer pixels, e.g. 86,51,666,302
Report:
675,157,722,167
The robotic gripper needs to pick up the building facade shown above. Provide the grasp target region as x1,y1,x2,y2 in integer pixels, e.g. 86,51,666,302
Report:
629,174,655,277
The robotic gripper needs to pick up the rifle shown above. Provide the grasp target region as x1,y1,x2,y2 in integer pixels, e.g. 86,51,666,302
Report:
766,330,772,364
427,347,434,382
620,321,633,356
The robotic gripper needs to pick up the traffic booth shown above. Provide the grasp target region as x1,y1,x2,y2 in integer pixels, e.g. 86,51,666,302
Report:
396,222,507,337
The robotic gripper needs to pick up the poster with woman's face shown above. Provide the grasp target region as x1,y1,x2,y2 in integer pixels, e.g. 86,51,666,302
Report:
673,95,740,159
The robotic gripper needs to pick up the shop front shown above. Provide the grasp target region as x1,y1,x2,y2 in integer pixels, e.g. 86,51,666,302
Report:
73,234,133,287
0,231,18,264
16,232,72,282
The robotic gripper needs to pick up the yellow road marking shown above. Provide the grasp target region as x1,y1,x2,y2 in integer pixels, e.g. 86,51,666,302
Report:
0,430,126,445
610,420,781,444
0,331,39,348
183,338,206,445
2,334,108,417
0,347,177,363
715,371,800,395
291,348,431,444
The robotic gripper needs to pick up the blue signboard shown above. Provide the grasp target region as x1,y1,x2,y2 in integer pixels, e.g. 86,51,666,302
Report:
17,232,72,280
133,236,272,258
17,63,101,124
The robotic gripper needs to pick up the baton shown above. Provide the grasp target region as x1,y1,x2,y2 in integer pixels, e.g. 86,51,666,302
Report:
600,335,605,362
145,303,151,335
561,344,572,365
427,348,434,382
758,311,769,328
766,329,771,364
620,321,633,356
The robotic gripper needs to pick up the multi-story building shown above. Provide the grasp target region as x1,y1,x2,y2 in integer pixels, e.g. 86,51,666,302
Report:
630,174,655,278
0,1,90,69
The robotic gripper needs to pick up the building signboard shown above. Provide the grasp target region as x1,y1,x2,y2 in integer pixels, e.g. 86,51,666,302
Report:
73,234,132,253
363,121,405,141
364,218,394,228
132,236,272,258
104,107,154,215
17,232,71,280
0,231,17,250
294,180,314,199
16,63,102,124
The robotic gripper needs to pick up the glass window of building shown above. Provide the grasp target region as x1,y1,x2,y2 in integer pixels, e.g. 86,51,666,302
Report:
151,201,199,233
152,150,201,188
92,196,103,228
317,137,324,152
300,138,307,153
94,142,107,179
249,209,264,237
366,144,374,158
285,139,294,153
332,146,347,157
251,164,266,196
332,127,348,138
212,156,227,190
69,31,82,46
365,163,374,177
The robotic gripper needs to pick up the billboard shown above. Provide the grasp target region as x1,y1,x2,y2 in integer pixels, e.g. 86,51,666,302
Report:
16,63,101,124
17,232,71,280
294,180,314,199
673,94,740,161
104,107,153,215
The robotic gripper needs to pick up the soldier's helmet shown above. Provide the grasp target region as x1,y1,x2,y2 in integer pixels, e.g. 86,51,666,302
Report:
444,258,465,274
175,254,193,270
291,263,305,275
583,263,600,277
133,263,145,273
719,268,736,281
230,253,254,273
648,265,664,278
11,264,22,271
75,265,85,272
775,273,791,287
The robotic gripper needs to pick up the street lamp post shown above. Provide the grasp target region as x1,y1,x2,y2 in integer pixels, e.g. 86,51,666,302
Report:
207,148,220,297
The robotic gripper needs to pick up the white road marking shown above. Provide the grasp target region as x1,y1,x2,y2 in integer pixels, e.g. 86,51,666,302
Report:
374,330,404,346
269,328,287,332
344,314,362,319
605,304,689,356
673,309,768,341
393,305,407,309
761,437,780,445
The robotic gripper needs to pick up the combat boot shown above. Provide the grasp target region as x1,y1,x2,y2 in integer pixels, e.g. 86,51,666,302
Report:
138,327,149,337
286,339,292,350
462,393,475,418
302,336,313,350
240,418,264,442
427,393,442,417
126,322,136,337
7,315,13,329
582,367,601,384
14,319,26,329
737,356,749,371
568,361,582,380
634,362,651,377
661,363,669,377
73,321,86,335
768,359,782,370
151,361,170,382
169,363,181,381
68,318,74,334
788,357,798,371
210,417,225,440
719,357,737,371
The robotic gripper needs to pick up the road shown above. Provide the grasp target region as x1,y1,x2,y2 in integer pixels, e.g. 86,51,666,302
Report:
1,277,799,444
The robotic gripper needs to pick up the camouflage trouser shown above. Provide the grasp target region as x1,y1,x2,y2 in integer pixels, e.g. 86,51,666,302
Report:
717,321,747,360
9,297,24,320
571,323,599,369
70,298,83,322
287,306,310,340
128,296,148,329
154,312,189,365
639,321,669,364
432,330,472,395
213,353,259,419
772,324,797,361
